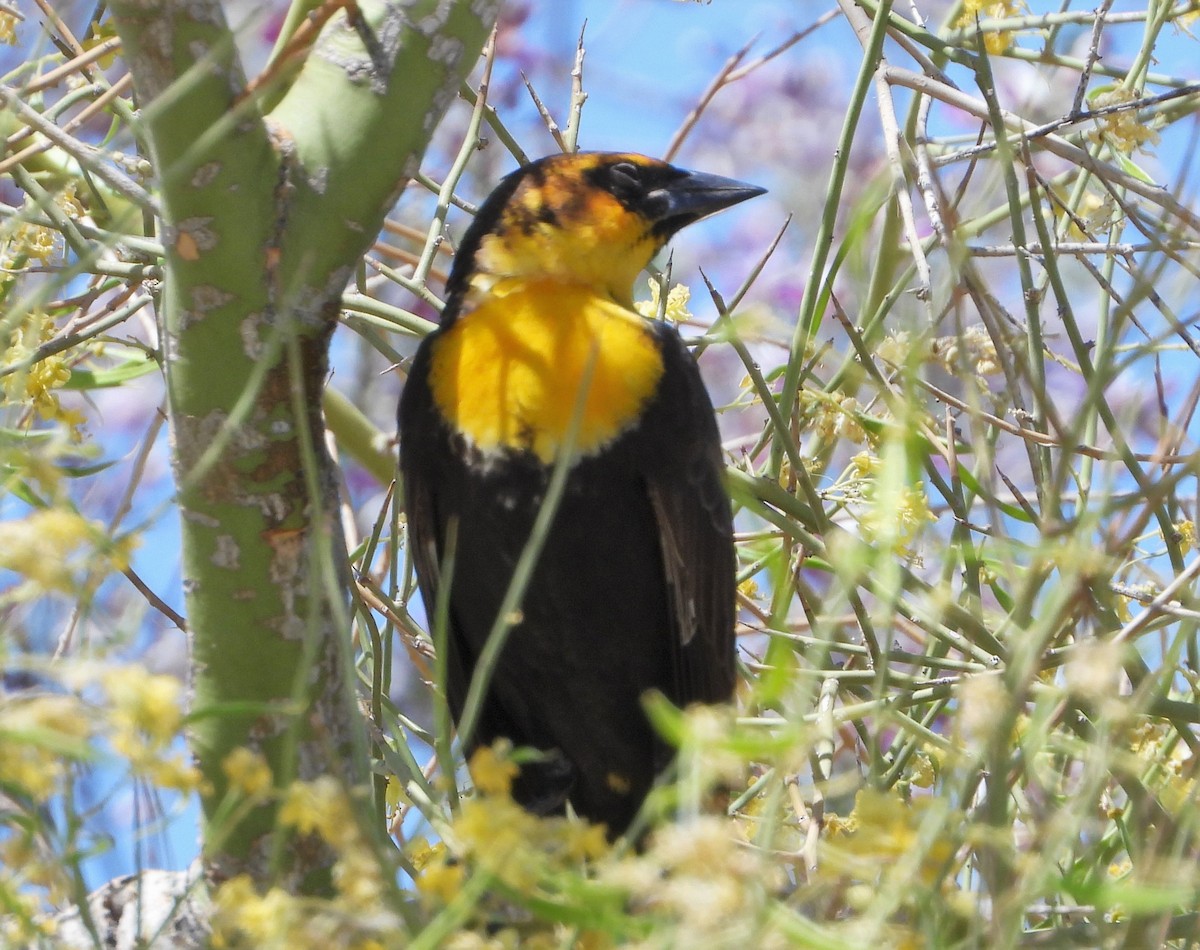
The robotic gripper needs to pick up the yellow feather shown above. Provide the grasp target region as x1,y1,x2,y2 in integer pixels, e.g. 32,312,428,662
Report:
428,280,664,462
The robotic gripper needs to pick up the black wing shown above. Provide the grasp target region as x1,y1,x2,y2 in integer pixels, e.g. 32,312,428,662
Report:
397,333,471,715
638,324,737,707
399,332,560,775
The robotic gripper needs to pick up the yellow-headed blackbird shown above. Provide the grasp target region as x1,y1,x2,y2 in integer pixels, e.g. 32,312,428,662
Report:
398,152,763,838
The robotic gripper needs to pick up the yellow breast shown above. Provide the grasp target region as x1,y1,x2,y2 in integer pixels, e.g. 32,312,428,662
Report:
427,280,664,463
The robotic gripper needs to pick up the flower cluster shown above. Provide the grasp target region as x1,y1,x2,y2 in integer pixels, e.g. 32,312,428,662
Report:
0,664,201,935
956,0,1027,54
0,509,108,594
635,277,693,324
3,310,87,438
211,775,398,949
860,480,937,553
103,666,205,794
797,388,867,444
1088,87,1161,154
0,692,93,803
930,326,1002,377
0,11,17,44
414,744,608,905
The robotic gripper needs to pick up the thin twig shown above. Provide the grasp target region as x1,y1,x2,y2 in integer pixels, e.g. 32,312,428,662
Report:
872,62,934,314
410,27,497,287
915,375,1197,464
1071,0,1116,115
562,21,587,153
885,66,1200,234
122,567,188,631
0,85,158,214
0,74,134,178
1115,558,1200,644
521,71,567,152
33,0,86,58
664,36,756,163
20,37,123,95
236,0,355,107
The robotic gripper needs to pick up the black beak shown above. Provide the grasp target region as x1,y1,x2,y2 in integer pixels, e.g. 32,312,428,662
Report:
648,169,766,237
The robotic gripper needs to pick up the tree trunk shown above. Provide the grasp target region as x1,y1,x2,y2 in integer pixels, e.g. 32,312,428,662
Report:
110,0,497,891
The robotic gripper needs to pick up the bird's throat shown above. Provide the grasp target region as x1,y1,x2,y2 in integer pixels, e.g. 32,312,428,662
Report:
428,282,664,464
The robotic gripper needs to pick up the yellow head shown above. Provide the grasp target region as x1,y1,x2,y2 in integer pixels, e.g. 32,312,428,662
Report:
447,152,765,309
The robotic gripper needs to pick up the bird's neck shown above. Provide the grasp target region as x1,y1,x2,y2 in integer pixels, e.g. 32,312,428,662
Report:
428,282,664,463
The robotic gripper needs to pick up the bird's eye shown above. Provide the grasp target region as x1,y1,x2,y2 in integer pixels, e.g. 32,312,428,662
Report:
610,162,641,189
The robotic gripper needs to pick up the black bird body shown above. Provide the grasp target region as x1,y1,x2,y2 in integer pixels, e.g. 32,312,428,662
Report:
398,152,762,837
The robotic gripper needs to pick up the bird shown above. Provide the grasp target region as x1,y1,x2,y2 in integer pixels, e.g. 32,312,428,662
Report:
398,151,764,838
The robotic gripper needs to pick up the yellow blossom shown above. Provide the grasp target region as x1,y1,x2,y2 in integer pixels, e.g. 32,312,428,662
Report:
280,775,354,846
277,778,384,914
3,310,89,438
1175,520,1196,551
737,576,760,600
6,222,57,263
100,667,204,793
416,855,466,903
957,0,1026,54
222,746,273,798
454,795,542,889
81,22,121,70
777,456,792,488
52,184,85,220
876,330,918,368
956,672,1009,744
826,788,957,884
0,509,98,592
850,451,879,479
428,744,616,907
333,844,386,911
384,774,409,811
408,838,442,871
1065,190,1119,239
564,820,611,862
107,726,202,793
211,875,300,947
1036,534,1112,581
603,817,777,943
0,431,68,497
861,482,936,551
1158,772,1198,816
931,326,1001,376
146,754,207,794
19,357,71,411
0,12,19,45
279,778,332,836
0,693,92,801
1088,87,1161,153
910,751,936,789
798,389,866,443
103,666,184,744
1063,639,1125,707
0,891,57,945
1128,720,1169,757
468,742,519,796
635,278,693,323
